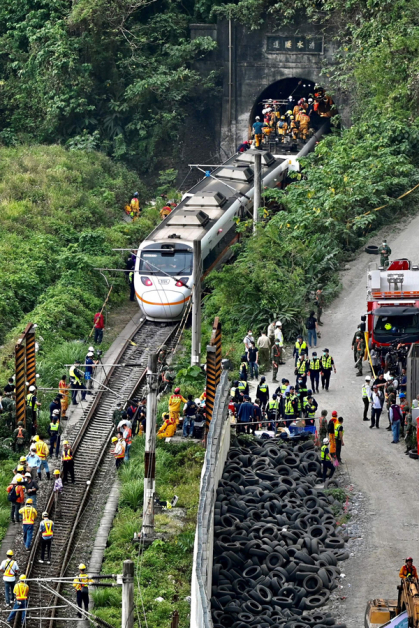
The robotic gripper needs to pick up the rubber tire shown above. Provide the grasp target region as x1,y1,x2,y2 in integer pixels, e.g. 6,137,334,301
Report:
302,574,323,595
365,244,379,255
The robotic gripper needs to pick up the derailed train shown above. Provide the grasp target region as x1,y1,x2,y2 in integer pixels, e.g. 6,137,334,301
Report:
134,126,327,322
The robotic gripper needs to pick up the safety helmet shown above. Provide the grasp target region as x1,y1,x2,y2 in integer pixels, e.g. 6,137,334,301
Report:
308,98,313,103
63,440,69,445
407,557,413,562
174,387,180,393
281,115,285,120
87,352,94,358
323,438,329,444
52,409,60,415
17,465,24,471
365,376,371,381
133,192,139,197
400,393,406,398
288,95,293,100
29,385,36,392
53,470,60,475
88,346,95,352
26,498,33,504
16,475,23,483
42,512,49,518
33,435,39,442
19,575,27,581
255,116,260,121
19,456,26,463
290,115,294,120
112,437,118,443
25,473,31,478
332,410,338,417
79,563,86,570
6,550,13,557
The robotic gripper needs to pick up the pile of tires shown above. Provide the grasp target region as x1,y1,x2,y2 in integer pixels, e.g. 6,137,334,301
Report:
211,436,348,628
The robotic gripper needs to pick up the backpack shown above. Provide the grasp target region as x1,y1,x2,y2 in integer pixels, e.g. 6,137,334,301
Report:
16,427,25,445
306,317,315,330
392,405,402,422
8,486,18,502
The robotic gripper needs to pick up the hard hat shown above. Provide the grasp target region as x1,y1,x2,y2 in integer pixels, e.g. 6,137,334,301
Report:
332,410,338,417
52,409,60,415
400,392,406,398
288,95,293,100
407,557,413,562
19,456,26,462
133,192,139,197
53,470,60,475
29,385,36,392
255,116,260,121
16,475,23,483
25,472,31,478
112,437,118,443
79,563,86,570
33,435,39,442
290,115,294,119
42,512,49,518
281,115,285,120
323,438,329,444
6,550,13,557
88,346,95,352
19,575,27,581
174,387,180,393
365,376,371,381
26,498,33,504
87,352,94,357
63,440,69,445
17,465,24,471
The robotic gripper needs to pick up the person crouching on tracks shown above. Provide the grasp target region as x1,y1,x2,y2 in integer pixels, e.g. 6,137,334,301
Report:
62,440,75,484
168,388,187,427
73,564,93,618
39,512,54,564
111,434,125,468
7,574,29,624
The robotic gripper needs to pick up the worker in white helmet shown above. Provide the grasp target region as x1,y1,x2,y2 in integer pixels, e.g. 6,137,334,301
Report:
320,438,335,484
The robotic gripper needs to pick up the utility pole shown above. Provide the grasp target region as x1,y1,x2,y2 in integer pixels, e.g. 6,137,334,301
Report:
253,151,262,234
122,560,134,628
141,352,158,539
191,240,202,366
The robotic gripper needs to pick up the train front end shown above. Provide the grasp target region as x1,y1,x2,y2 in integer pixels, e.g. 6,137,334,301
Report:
134,241,193,321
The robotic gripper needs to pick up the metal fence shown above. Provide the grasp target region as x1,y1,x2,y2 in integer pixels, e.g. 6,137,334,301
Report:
190,364,231,628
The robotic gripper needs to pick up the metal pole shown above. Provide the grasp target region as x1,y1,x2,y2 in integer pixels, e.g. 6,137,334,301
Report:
191,240,202,367
122,560,134,628
253,151,262,234
141,352,158,538
228,16,232,129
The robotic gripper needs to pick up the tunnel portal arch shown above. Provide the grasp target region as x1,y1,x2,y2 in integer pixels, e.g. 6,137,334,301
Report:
249,77,317,125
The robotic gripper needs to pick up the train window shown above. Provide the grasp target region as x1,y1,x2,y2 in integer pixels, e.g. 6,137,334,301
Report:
139,250,193,275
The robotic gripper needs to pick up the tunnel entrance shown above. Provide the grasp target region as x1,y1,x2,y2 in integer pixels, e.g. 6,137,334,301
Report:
250,77,317,122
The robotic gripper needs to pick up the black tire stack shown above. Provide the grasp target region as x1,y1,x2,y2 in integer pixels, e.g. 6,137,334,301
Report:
211,436,348,628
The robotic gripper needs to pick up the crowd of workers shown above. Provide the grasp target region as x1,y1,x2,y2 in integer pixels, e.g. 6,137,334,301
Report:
248,85,337,149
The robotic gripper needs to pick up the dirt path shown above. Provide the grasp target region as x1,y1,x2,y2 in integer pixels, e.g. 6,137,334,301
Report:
247,212,419,626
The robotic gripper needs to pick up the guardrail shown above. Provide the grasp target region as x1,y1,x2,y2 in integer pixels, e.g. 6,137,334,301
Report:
191,363,231,628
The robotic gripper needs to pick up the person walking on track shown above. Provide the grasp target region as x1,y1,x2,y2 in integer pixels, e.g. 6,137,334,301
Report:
39,512,54,564
62,440,75,484
73,564,93,618
7,574,28,624
0,549,19,607
19,498,37,551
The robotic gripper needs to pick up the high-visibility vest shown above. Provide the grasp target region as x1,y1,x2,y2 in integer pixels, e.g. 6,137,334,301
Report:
321,356,332,369
335,425,344,440
129,271,133,283
280,384,287,394
14,582,29,600
3,560,18,578
50,421,59,432
230,387,236,397
115,440,126,459
295,341,307,354
69,366,81,385
73,573,93,590
238,381,247,391
297,361,307,374
362,386,368,398
41,520,54,538
268,400,279,411
305,402,316,418
321,445,331,462
26,393,35,409
62,447,73,461
285,398,295,415
258,385,268,394
20,506,37,524
36,440,48,460
310,359,320,370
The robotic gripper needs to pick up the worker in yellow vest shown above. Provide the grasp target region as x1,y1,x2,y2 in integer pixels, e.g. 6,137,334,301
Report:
73,563,94,617
39,512,54,564
111,434,125,468
0,549,19,607
7,574,29,623
19,498,37,550
33,435,50,480
168,388,187,425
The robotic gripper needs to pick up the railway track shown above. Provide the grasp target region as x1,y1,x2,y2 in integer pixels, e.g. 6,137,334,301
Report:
22,317,184,627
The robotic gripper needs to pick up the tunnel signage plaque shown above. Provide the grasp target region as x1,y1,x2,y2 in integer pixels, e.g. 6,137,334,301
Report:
266,36,323,54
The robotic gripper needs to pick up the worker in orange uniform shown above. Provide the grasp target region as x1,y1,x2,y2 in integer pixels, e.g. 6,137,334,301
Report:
168,387,187,426
289,116,299,141
19,498,37,550
129,192,140,219
62,440,75,484
111,434,125,468
59,375,70,419
327,410,338,458
7,574,29,624
298,110,311,141
73,564,93,617
160,205,173,220
7,475,25,523
38,512,54,564
400,557,418,579
33,434,50,480
157,413,177,439
277,116,288,141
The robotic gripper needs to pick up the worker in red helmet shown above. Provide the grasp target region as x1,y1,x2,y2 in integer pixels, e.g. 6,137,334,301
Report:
168,388,187,427
399,557,418,579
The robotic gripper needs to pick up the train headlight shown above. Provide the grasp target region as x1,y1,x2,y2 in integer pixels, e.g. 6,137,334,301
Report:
141,277,153,286
175,277,189,288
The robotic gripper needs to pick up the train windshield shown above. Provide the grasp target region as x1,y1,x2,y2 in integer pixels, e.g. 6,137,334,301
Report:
139,250,193,276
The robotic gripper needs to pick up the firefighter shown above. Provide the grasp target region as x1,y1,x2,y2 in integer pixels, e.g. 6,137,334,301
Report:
298,110,311,140
39,512,54,564
73,564,94,617
157,413,176,439
399,557,418,580
321,438,335,484
62,440,75,484
59,375,70,418
1,549,19,608
111,434,125,468
321,349,336,391
7,574,29,623
277,115,288,141
19,498,37,551
289,115,299,141
33,435,50,480
168,388,187,426
130,192,140,219
308,352,321,394
355,334,366,376
380,239,391,268
26,385,41,435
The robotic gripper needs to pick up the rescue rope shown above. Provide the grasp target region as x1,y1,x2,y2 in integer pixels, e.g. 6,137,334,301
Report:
351,181,419,226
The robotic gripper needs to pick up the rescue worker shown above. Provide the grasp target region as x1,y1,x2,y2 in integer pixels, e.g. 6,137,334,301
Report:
321,438,335,484
53,469,63,517
293,335,308,366
7,476,25,523
110,434,125,466
26,384,41,435
298,110,311,140
33,435,50,480
73,564,93,617
362,376,372,421
69,360,87,405
257,331,271,372
160,204,173,220
49,413,62,459
321,348,336,391
26,446,41,482
277,115,288,141
315,288,324,326
129,269,135,301
304,395,318,426
355,333,366,376
267,394,280,430
328,411,338,457
130,192,140,219
168,388,187,426
157,413,176,439
39,512,54,564
256,377,269,412
295,354,309,386
335,417,344,463
252,116,267,149
0,549,19,607
19,498,37,551
399,557,418,579
25,472,38,507
12,421,27,454
7,574,29,623
62,440,75,484
309,352,321,394
380,239,391,268
59,375,70,418
289,115,299,141
351,325,363,363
